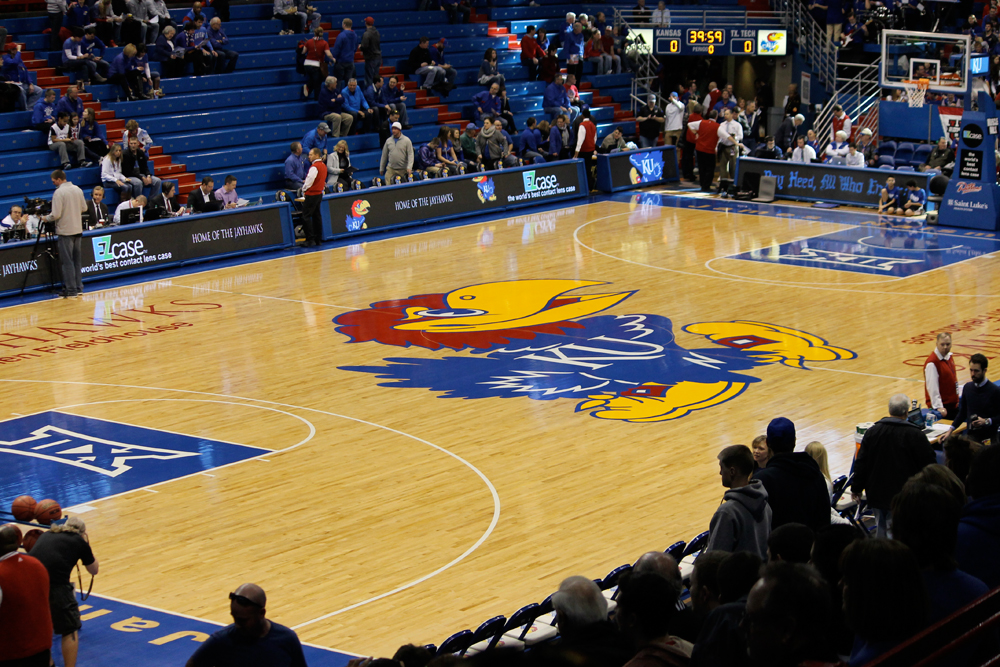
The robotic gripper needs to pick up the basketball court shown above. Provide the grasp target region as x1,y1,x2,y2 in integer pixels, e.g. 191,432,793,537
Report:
2,192,998,664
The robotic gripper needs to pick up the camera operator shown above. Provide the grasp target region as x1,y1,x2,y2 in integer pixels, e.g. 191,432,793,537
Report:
29,517,99,667
41,169,87,298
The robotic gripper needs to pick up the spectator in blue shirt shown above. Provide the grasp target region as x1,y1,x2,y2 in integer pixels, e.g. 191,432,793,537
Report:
2,44,44,111
107,44,142,100
549,113,572,159
364,75,389,125
563,22,585,81
208,17,239,74
330,19,359,89
518,117,544,163
429,37,458,95
472,83,503,124
441,0,470,24
56,85,85,118
65,0,89,30
544,73,579,122
536,28,549,52
318,76,353,137
284,141,309,191
712,90,738,113
32,88,59,132
63,29,104,88
302,122,332,158
379,76,410,128
188,16,217,75
902,180,927,216
81,28,111,80
341,78,371,134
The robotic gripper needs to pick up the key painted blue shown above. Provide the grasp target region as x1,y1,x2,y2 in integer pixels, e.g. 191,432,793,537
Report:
729,225,1000,276
55,593,354,667
0,411,269,509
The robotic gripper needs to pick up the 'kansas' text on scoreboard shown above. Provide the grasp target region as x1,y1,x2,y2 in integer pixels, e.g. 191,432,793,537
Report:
654,28,788,56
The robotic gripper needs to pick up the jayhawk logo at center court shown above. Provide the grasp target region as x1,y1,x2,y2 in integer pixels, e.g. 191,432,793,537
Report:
473,175,496,204
333,280,856,423
346,199,370,232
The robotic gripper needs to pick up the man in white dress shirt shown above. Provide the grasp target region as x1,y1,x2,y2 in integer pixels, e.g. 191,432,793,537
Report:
114,194,146,225
791,135,816,163
716,107,743,182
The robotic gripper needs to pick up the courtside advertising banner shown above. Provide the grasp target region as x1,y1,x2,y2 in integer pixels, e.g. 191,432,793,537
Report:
0,205,292,297
737,158,931,207
324,161,586,238
596,145,680,192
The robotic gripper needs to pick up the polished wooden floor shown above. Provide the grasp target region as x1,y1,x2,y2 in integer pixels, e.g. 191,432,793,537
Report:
1,195,993,658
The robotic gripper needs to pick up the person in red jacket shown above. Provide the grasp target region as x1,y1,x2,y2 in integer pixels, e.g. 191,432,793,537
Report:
687,109,721,192
925,332,960,417
573,109,598,191
301,147,327,247
520,25,546,81
0,525,53,667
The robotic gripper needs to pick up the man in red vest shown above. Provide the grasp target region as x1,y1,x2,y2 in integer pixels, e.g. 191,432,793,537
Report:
301,147,327,247
0,524,53,666
573,109,598,191
925,332,959,417
831,104,853,143
688,110,721,192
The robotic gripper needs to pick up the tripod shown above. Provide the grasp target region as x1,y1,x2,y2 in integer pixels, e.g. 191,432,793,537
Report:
19,220,59,296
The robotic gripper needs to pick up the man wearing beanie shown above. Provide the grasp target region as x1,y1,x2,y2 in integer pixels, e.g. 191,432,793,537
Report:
752,417,831,530
360,17,381,88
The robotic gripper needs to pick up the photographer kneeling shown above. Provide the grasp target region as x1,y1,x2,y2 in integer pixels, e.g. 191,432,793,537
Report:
42,169,88,298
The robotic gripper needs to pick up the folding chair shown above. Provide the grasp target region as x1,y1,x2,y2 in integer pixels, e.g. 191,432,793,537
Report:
436,630,475,656
464,615,507,655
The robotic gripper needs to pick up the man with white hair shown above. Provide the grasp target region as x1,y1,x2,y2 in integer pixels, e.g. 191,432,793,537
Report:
775,113,805,155
851,393,937,537
208,16,239,74
548,575,633,665
29,516,99,667
825,130,850,162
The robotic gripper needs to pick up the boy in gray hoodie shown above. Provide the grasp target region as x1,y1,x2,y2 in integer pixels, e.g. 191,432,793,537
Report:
705,444,772,560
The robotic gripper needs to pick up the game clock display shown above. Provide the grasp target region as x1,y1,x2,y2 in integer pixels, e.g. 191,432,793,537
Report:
655,28,787,56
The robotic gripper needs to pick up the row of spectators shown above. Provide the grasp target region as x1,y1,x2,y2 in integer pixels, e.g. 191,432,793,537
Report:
235,412,994,667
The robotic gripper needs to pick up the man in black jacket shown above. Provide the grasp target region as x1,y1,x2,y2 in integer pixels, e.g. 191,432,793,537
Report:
851,393,936,537
151,181,185,217
774,113,804,156
948,352,1000,444
121,137,162,200
187,176,223,213
753,417,831,531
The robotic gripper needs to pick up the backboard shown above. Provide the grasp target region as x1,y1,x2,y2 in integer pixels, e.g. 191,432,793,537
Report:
880,30,971,95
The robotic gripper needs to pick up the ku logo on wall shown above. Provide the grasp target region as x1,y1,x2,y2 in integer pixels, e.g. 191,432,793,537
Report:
333,280,856,423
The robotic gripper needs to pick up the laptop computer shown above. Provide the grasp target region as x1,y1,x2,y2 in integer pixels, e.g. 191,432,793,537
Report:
907,406,937,436
120,207,142,225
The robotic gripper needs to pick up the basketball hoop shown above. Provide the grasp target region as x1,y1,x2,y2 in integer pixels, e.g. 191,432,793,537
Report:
902,78,930,108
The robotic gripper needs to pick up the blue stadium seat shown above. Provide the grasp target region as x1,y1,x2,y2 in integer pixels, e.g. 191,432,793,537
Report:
895,165,915,171
599,564,632,593
894,142,915,165
500,603,541,643
910,143,933,168
877,140,897,157
682,531,710,557
665,540,686,560
876,155,895,168
878,164,895,170
437,630,475,656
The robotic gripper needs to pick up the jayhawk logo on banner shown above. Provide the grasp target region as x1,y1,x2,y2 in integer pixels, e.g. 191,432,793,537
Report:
334,280,856,423
473,175,496,204
346,200,370,232
629,151,665,185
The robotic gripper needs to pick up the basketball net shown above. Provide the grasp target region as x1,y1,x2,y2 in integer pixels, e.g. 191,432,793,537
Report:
902,78,930,108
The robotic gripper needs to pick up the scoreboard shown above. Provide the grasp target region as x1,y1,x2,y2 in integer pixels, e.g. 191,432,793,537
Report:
654,28,788,57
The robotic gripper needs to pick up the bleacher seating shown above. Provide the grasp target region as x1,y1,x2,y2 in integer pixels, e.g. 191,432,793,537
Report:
0,0,639,213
